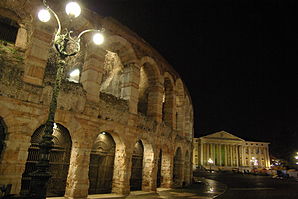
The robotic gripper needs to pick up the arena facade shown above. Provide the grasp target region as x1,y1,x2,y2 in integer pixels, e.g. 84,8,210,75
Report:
0,0,194,198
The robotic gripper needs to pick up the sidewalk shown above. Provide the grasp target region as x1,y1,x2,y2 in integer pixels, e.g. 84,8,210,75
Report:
48,177,226,199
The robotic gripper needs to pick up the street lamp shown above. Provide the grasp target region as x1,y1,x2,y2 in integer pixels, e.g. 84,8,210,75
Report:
28,1,104,198
208,158,214,172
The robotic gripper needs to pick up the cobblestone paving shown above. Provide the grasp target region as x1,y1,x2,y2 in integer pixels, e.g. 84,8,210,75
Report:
48,178,226,199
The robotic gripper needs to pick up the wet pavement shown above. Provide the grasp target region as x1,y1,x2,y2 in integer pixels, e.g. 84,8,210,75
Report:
48,178,226,199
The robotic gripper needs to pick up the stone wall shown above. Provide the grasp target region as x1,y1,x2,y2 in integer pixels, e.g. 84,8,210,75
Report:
0,0,194,198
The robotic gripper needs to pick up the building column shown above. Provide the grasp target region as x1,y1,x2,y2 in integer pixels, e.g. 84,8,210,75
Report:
224,145,227,166
200,142,204,166
265,146,270,168
236,145,239,167
219,144,222,166
206,144,209,166
0,133,31,194
65,146,92,199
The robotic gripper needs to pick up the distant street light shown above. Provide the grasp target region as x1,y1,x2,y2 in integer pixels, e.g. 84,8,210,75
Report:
208,158,214,172
27,1,104,198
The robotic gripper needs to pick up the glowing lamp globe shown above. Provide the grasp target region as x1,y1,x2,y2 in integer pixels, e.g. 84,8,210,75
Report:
38,9,51,22
65,2,81,18
93,33,104,45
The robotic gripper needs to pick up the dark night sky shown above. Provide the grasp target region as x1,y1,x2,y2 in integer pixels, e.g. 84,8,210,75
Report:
82,0,298,157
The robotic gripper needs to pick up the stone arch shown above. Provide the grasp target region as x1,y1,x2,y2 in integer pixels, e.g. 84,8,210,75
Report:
175,79,185,132
173,147,183,187
138,57,162,119
163,72,175,128
184,150,191,185
102,35,138,65
0,117,7,161
0,6,30,49
130,140,144,191
21,123,72,197
96,35,139,112
0,105,45,194
88,131,116,194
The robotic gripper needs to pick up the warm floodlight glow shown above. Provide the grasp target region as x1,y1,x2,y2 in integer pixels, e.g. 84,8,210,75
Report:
38,9,51,22
65,2,81,17
93,33,104,45
67,69,80,83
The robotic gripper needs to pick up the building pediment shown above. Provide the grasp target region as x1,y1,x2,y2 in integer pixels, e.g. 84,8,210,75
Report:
201,131,244,142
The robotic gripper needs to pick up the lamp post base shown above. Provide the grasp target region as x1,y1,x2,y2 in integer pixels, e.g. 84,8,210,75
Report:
27,170,51,199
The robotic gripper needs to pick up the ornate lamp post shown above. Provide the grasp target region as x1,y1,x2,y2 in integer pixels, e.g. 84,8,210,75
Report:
207,158,213,172
27,1,104,198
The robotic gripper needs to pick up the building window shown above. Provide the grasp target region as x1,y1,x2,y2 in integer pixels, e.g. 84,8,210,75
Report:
0,16,19,43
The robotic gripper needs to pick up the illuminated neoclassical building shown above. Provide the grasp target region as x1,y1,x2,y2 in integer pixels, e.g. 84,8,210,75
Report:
193,131,270,171
0,0,194,198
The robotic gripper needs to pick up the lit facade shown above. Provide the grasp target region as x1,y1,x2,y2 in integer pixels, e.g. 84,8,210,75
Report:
193,131,270,171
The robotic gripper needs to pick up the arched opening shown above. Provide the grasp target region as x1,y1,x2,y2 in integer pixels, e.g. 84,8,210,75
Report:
0,15,19,43
156,149,162,188
0,117,6,159
130,140,144,191
21,123,72,196
88,132,116,194
173,147,183,187
138,62,159,117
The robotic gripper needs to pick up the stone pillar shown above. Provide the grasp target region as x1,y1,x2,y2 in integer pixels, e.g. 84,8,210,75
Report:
65,147,92,199
200,142,204,166
236,145,239,167
81,45,105,102
147,83,164,123
161,152,173,188
219,144,222,166
265,146,270,168
142,149,157,192
15,24,27,50
112,147,132,195
0,133,31,194
224,145,227,166
23,23,53,86
122,63,140,114
206,144,209,165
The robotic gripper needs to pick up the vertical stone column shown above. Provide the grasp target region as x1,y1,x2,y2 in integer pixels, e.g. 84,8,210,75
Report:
81,45,105,102
23,23,53,86
200,142,204,166
0,133,31,194
161,152,173,188
122,63,140,114
224,145,227,166
219,144,222,166
147,83,164,123
142,149,157,192
112,147,132,195
65,146,92,199
265,146,270,168
248,147,252,167
15,24,27,50
236,145,239,167
206,144,209,165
